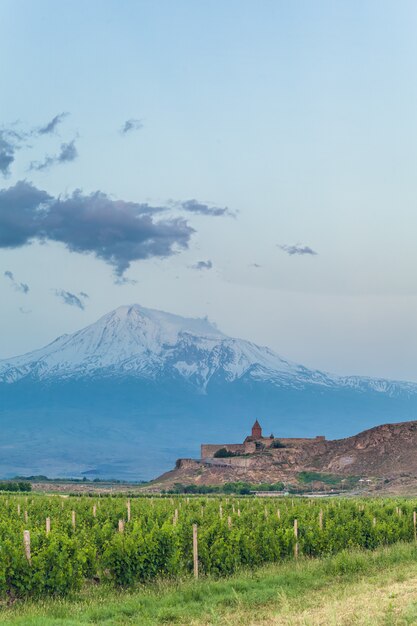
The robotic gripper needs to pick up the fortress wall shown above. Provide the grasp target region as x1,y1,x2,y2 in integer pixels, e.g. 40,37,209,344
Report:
201,443,245,459
271,436,326,447
201,436,327,458
176,458,201,470
204,456,251,468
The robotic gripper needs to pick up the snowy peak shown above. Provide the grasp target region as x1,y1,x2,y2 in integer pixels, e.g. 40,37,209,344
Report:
0,303,296,385
102,304,224,347
0,303,417,397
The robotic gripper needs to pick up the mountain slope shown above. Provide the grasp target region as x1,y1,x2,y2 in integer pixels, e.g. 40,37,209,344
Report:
1,304,416,395
1,304,417,480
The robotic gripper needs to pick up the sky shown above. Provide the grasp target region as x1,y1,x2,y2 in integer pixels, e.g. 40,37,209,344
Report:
1,0,417,381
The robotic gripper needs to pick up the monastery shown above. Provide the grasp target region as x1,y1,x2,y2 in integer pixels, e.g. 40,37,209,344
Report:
201,420,325,459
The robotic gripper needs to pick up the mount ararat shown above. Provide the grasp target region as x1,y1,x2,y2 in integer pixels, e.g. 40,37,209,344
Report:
1,304,417,480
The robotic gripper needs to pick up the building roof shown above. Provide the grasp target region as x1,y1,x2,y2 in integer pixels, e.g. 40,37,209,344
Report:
252,419,261,428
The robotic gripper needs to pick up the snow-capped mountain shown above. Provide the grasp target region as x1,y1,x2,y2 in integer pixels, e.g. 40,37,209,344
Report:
1,304,417,480
1,304,416,397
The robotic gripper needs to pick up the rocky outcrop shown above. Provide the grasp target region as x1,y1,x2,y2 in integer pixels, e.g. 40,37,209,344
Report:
154,420,417,488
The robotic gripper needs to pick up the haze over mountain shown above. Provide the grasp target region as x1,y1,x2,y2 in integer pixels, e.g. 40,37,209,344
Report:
1,304,417,480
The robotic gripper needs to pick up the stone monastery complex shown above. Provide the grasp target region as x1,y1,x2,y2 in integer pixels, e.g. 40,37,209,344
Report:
201,420,326,460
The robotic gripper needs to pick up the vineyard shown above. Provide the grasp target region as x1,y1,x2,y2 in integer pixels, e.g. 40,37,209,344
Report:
0,493,417,598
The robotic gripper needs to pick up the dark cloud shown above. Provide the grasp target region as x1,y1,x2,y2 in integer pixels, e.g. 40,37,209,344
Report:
279,244,318,256
120,119,143,134
30,140,78,171
250,263,261,268
181,199,234,217
4,270,30,294
0,181,195,276
54,289,87,310
191,260,213,270
38,113,69,135
0,134,16,176
0,114,69,176
0,182,52,247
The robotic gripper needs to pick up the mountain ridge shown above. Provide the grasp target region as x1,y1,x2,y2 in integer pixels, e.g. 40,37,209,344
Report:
1,303,417,480
1,303,416,397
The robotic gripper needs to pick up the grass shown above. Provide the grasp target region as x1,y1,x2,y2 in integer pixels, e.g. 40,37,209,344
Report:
2,542,417,624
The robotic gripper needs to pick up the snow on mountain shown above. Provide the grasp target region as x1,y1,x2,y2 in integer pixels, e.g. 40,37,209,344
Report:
0,303,416,396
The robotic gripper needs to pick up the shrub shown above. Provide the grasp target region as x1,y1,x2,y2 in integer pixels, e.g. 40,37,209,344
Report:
213,448,236,458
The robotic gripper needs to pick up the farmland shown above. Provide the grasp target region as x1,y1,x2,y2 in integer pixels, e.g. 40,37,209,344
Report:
0,493,417,601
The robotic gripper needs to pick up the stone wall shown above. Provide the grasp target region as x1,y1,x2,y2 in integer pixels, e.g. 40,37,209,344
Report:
201,436,325,458
176,458,201,469
201,443,246,459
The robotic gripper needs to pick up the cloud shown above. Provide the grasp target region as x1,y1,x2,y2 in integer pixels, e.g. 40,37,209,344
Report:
38,113,69,135
0,133,17,176
29,140,78,171
0,181,195,276
181,199,234,217
0,123,44,177
54,290,88,310
4,270,30,294
120,119,143,134
191,260,213,270
0,114,69,176
19,307,32,314
250,263,261,268
279,244,318,256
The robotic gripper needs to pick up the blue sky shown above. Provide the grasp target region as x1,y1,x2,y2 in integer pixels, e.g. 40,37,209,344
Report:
1,0,417,380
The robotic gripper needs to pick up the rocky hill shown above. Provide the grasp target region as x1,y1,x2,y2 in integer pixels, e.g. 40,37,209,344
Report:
153,420,417,491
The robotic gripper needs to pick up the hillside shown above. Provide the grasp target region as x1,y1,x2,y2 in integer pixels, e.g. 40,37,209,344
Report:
153,420,417,491
1,304,417,480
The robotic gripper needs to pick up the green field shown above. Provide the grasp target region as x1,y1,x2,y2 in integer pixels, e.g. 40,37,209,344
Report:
0,493,417,623
1,542,417,624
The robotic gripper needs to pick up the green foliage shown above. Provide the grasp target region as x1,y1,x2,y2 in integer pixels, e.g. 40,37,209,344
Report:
0,493,415,599
165,481,284,495
297,472,361,488
0,482,31,492
213,448,237,458
270,440,286,448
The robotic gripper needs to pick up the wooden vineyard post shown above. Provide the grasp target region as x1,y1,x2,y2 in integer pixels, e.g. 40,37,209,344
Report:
237,508,241,517
23,530,31,564
173,509,178,525
319,509,323,530
414,511,417,541
127,499,131,522
24,510,28,523
17,504,20,516
227,515,232,529
192,524,198,579
72,510,76,529
373,517,376,527
93,505,97,518
118,519,125,533
277,509,281,520
294,519,299,559
219,505,223,519
264,507,268,518
46,517,51,535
